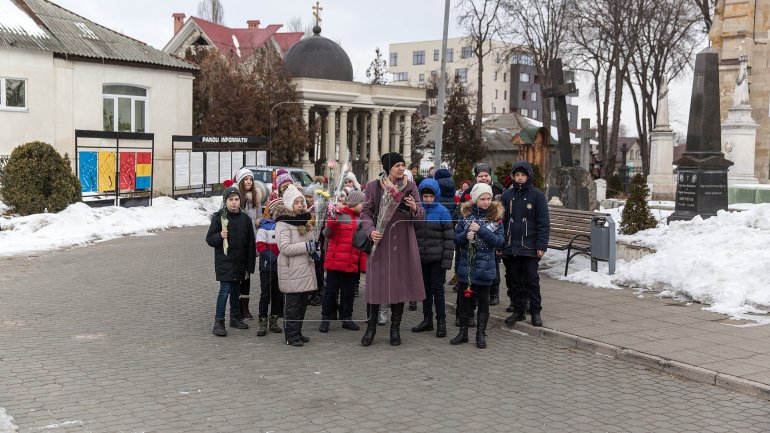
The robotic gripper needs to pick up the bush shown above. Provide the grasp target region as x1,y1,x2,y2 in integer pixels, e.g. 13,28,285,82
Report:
620,173,657,235
1,141,82,215
531,163,545,191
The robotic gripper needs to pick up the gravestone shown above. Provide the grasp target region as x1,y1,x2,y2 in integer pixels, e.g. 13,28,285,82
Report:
669,47,733,222
544,59,597,211
578,118,593,171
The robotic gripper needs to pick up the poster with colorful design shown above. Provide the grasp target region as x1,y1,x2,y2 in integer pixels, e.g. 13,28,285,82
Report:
135,152,151,190
98,152,117,192
79,152,98,192
119,152,136,191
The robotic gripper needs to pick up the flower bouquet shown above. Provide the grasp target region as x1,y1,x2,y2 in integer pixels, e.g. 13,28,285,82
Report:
370,180,404,256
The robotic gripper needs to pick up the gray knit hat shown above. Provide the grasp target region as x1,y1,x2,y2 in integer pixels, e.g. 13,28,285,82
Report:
346,190,365,207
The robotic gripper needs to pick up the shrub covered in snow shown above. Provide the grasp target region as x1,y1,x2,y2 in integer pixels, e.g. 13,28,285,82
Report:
1,141,82,215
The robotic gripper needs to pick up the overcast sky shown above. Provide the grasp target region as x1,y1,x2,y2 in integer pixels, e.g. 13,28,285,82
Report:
52,0,695,138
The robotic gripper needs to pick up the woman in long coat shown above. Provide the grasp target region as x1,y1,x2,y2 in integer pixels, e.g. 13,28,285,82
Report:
359,152,425,346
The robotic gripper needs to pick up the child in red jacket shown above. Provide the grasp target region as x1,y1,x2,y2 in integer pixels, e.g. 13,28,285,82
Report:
319,190,367,333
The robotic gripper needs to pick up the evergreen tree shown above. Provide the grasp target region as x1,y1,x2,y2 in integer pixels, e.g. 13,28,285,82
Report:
442,79,485,173
620,173,657,235
494,161,513,183
410,111,429,164
607,174,625,199
366,47,388,85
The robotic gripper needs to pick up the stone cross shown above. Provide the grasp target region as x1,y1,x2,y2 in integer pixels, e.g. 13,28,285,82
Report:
313,1,323,26
578,118,593,171
542,58,577,168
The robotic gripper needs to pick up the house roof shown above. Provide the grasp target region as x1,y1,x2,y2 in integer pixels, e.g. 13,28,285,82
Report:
0,0,196,71
188,17,301,60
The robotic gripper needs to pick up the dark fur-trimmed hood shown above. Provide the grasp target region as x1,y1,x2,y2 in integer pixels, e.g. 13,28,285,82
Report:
460,201,502,221
274,203,314,234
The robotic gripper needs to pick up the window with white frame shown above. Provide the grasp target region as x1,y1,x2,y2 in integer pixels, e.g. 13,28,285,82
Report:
530,92,537,102
520,72,530,83
1,77,27,109
391,72,408,82
103,85,147,132
390,52,398,66
521,108,529,116
532,109,539,119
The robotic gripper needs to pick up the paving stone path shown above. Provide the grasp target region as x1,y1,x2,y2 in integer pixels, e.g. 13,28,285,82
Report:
1,226,768,432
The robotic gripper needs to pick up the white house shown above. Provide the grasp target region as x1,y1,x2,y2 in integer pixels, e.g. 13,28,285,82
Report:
0,0,196,196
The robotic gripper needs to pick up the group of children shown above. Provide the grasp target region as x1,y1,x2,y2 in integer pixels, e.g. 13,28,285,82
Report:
206,161,548,350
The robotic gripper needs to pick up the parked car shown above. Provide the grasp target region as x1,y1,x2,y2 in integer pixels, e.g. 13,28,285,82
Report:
242,165,314,195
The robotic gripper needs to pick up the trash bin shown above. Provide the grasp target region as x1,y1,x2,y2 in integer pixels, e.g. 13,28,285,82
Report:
590,215,616,275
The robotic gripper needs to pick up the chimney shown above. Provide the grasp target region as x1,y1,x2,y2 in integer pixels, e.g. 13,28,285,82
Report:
173,13,186,35
247,20,261,29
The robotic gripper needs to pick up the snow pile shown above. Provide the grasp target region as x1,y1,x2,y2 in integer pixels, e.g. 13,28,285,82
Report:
0,196,221,257
0,407,17,433
544,204,770,324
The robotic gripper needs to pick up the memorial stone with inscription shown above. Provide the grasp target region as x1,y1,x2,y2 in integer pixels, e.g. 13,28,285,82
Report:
669,47,733,222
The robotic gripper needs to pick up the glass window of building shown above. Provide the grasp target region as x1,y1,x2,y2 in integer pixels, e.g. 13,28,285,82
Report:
413,50,425,65
390,52,398,66
103,84,148,132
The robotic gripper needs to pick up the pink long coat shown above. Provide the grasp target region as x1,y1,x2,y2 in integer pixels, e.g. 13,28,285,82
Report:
360,178,426,304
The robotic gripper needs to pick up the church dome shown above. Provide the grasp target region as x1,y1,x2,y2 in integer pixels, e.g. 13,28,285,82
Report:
284,26,353,82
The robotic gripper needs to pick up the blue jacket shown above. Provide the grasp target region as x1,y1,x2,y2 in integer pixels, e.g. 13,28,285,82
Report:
500,161,550,257
454,201,504,286
433,168,457,219
415,179,455,268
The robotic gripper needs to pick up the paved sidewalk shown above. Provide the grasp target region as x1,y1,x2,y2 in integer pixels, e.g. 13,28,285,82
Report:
445,270,770,401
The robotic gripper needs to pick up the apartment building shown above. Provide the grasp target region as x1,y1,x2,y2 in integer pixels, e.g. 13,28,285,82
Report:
388,38,578,129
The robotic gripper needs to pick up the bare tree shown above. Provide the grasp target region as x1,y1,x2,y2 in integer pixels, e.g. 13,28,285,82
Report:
286,15,314,37
568,0,647,177
500,0,571,135
197,0,224,24
626,0,702,175
457,0,503,142
692,0,716,33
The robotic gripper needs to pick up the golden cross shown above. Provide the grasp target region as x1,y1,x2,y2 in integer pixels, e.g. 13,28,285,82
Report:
312,1,323,26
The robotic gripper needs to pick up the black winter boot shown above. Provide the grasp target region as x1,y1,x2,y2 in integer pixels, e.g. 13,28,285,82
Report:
504,312,526,326
467,310,476,328
411,316,433,333
256,316,268,336
450,312,469,345
341,319,360,331
531,312,543,327
213,319,227,337
408,301,417,311
268,315,282,333
476,312,488,349
319,317,330,333
230,315,249,329
390,303,404,346
436,318,447,338
361,304,379,346
240,297,253,319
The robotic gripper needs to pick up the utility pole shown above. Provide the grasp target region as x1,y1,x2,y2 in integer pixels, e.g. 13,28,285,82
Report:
434,0,450,169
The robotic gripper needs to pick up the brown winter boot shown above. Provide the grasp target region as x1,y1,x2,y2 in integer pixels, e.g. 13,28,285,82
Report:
240,296,253,320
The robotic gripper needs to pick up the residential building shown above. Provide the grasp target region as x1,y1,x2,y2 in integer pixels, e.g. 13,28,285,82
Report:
163,14,303,65
388,37,578,128
0,0,196,195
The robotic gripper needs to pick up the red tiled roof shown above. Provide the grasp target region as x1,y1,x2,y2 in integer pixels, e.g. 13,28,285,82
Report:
274,32,303,53
189,17,300,61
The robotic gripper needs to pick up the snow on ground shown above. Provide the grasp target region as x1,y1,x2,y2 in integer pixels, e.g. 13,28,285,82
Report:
0,407,17,433
543,203,770,325
0,197,220,257
1,196,768,323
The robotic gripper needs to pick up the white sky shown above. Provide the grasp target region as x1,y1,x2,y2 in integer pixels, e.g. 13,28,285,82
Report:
51,0,695,137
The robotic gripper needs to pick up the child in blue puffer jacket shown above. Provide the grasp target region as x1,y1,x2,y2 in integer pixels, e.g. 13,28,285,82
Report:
451,183,504,349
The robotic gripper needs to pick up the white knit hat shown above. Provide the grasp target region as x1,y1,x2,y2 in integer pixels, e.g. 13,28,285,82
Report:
282,184,306,210
235,167,253,185
470,183,493,203
343,171,361,190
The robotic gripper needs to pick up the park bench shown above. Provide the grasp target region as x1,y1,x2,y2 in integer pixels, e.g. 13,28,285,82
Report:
547,207,615,276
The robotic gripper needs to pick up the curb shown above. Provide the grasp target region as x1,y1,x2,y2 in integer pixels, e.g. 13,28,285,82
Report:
445,301,770,402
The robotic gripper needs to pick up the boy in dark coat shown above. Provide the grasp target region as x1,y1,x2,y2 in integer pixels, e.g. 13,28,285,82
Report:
206,186,257,337
500,161,550,327
412,178,455,338
451,183,504,348
432,168,458,221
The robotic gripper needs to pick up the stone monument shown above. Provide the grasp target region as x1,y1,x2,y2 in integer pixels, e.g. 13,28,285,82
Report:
669,47,733,222
722,55,759,185
647,75,677,200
